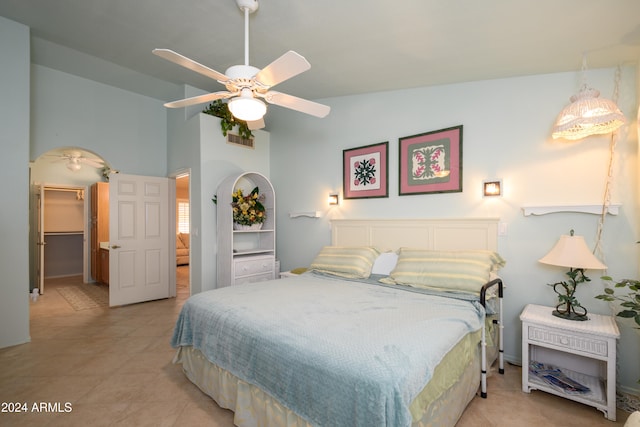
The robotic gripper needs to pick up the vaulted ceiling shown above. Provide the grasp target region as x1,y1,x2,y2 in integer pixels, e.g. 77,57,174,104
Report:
2,0,639,103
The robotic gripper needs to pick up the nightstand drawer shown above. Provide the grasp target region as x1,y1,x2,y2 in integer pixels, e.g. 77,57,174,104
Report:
234,257,274,277
234,272,274,286
528,325,608,357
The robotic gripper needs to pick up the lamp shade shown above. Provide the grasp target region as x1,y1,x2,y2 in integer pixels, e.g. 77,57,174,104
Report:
552,87,626,140
539,233,606,270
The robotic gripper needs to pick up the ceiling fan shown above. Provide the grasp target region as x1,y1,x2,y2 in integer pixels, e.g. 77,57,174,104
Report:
48,150,105,172
152,0,330,129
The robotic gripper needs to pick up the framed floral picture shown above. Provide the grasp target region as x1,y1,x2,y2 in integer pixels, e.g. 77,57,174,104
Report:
399,125,463,196
343,141,388,199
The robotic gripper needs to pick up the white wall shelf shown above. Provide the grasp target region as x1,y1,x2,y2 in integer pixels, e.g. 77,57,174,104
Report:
289,211,321,218
521,204,620,217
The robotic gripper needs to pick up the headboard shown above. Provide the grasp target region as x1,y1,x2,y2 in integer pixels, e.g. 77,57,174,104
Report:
330,218,499,252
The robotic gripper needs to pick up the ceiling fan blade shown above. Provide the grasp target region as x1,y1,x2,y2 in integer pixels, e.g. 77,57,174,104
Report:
153,49,229,83
264,91,330,118
254,51,311,88
246,118,265,130
80,158,104,168
164,91,233,109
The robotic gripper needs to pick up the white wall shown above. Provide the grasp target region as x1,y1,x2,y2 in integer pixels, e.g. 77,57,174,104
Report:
0,16,31,348
269,67,640,393
30,64,168,176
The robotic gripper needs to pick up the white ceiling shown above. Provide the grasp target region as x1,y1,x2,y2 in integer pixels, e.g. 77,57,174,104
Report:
2,0,640,103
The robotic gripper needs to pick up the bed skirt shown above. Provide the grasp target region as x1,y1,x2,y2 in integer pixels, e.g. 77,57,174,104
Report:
174,323,498,427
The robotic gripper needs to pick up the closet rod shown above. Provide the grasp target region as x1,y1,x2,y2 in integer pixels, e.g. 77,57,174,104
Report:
43,186,85,200
44,186,83,192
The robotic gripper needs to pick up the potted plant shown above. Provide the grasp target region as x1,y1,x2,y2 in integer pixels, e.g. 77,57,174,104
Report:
596,276,640,328
202,100,254,139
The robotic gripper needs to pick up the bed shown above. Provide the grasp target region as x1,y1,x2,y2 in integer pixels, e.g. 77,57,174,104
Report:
171,218,505,427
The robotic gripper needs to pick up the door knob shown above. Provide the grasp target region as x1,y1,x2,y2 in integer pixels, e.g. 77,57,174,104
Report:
111,245,121,249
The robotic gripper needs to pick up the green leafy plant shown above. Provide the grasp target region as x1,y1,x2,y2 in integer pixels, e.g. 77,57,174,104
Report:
202,100,253,140
596,276,640,328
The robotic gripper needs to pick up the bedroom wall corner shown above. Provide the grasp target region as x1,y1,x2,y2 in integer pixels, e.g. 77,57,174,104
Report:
168,112,271,293
168,109,202,293
0,16,31,348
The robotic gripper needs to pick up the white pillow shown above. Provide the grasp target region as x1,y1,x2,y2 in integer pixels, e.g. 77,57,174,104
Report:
370,252,399,276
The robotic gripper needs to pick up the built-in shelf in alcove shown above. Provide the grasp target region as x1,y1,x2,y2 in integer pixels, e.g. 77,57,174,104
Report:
521,204,621,216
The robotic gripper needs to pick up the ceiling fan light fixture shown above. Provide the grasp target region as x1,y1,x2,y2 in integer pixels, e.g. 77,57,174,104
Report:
228,95,267,121
66,159,82,172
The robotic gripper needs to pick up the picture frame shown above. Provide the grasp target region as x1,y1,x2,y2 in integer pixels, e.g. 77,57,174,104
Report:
343,141,389,199
399,125,463,196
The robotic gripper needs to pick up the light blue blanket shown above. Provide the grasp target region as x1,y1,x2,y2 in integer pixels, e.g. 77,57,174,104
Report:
171,273,484,427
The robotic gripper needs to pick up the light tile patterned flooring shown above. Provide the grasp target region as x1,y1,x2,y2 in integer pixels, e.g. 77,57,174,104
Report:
0,273,633,426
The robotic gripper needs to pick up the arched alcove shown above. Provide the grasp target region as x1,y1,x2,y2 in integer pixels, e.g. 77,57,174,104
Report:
31,146,112,184
29,147,112,292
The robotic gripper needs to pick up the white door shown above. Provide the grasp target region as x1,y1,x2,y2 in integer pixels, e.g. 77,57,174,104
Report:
109,173,170,306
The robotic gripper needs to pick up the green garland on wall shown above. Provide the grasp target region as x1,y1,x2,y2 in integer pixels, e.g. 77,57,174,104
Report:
202,100,253,140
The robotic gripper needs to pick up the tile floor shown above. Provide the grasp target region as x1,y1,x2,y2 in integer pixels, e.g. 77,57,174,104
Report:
0,274,633,426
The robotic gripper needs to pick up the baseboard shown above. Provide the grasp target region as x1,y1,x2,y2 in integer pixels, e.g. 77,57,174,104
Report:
44,273,83,279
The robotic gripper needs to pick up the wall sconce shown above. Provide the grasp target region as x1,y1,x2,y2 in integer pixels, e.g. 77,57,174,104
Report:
328,193,339,205
483,180,502,197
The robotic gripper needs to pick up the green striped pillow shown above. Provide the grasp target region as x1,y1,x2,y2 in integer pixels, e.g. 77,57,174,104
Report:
381,248,505,294
310,246,380,279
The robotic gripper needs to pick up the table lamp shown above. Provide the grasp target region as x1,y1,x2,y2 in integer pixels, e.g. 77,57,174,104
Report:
539,230,607,321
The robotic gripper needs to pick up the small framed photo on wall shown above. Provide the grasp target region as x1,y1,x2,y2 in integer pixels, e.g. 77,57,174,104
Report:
399,125,463,196
343,141,389,199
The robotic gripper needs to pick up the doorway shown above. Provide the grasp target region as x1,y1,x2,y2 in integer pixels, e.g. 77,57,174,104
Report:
30,148,109,293
175,172,191,297
36,185,88,294
31,148,181,313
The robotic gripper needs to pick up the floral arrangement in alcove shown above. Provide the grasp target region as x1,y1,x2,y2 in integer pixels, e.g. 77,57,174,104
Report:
230,187,266,229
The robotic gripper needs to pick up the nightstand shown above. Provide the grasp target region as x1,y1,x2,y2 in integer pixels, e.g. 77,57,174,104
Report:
520,304,620,421
279,271,297,278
